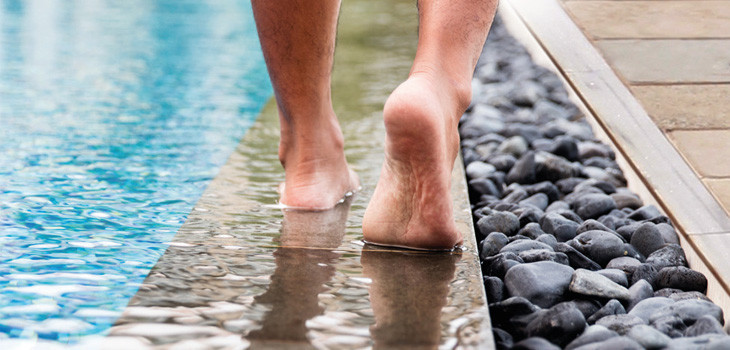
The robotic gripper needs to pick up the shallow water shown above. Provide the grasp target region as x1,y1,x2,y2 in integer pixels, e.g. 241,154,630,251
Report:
0,0,271,341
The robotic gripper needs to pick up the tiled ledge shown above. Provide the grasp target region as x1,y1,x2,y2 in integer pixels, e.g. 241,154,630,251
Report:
500,0,730,329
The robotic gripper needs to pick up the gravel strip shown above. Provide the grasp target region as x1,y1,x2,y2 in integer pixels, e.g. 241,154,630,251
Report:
462,15,730,349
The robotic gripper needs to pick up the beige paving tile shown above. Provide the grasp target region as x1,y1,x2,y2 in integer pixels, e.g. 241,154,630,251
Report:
630,84,730,130
596,39,730,83
706,179,730,215
565,1,730,39
669,129,730,178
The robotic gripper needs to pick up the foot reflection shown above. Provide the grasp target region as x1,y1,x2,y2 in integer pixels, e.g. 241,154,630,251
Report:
246,198,351,347
362,249,459,349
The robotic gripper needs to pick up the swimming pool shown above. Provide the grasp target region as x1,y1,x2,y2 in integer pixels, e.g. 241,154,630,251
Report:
0,0,271,342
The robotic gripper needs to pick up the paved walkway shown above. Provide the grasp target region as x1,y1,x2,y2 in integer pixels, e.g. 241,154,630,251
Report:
560,0,730,217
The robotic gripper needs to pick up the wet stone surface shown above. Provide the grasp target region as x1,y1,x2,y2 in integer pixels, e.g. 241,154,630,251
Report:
463,15,729,349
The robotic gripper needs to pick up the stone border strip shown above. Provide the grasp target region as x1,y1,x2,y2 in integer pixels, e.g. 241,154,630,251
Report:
500,0,730,329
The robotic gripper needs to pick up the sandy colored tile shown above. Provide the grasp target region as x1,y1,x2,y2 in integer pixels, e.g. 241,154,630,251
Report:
596,39,730,83
669,129,730,178
566,1,730,39
630,84,730,130
706,179,730,215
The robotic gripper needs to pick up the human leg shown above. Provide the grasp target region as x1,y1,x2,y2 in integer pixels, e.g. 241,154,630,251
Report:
252,0,358,210
362,0,497,249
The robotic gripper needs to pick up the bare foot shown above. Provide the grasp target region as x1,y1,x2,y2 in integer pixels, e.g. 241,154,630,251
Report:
278,112,360,210
362,72,470,250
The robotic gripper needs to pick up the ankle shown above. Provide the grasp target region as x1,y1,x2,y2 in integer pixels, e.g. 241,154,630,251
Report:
278,117,346,171
408,65,472,114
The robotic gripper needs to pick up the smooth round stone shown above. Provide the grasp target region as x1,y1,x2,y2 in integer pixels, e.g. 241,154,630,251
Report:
519,249,569,265
565,325,618,350
480,232,510,259
556,178,586,195
621,243,645,262
573,299,602,320
489,296,540,325
501,240,554,255
498,136,529,157
518,208,543,227
606,257,641,276
574,336,643,350
627,279,654,311
572,193,617,220
505,261,575,308
524,181,560,202
649,299,724,326
627,325,670,349
487,153,517,173
583,157,619,170
614,222,639,240
651,315,687,338
540,212,580,241
657,223,680,245
629,222,664,257
597,269,628,288
477,211,520,236
517,223,547,239
646,244,687,270
665,334,730,350
569,269,630,300
526,302,587,347
595,314,646,335
587,299,626,325
572,230,625,266
578,141,614,160
484,276,504,303
534,151,580,182
507,151,537,184
466,161,497,180
684,315,725,337
469,178,501,197
535,234,558,249
627,205,662,221
504,187,529,204
519,193,549,211
555,243,601,271
576,219,618,237
547,135,579,160
546,200,571,212
631,263,658,287
666,291,711,303
655,266,708,293
512,337,561,350
483,252,523,279
627,297,675,323
611,193,643,210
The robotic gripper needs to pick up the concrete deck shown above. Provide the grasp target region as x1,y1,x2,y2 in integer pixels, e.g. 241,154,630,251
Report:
561,0,730,218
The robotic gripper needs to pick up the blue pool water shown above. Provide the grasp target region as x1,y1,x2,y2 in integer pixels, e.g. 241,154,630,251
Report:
0,0,271,342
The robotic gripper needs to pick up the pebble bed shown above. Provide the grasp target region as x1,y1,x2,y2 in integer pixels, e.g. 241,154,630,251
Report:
462,16,730,350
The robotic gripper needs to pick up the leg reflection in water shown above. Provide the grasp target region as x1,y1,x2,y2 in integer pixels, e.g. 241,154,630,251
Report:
362,249,459,349
246,199,351,347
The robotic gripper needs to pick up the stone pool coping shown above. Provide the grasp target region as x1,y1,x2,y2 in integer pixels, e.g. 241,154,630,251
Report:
500,0,730,330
